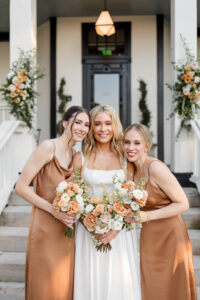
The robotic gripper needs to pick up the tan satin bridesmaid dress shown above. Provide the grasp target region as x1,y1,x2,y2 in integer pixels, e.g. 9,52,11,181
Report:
140,158,197,300
25,155,75,300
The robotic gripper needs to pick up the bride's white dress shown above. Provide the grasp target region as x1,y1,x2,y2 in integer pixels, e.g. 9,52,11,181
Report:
74,166,141,300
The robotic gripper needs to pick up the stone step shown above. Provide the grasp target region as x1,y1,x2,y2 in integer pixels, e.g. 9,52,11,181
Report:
0,227,29,252
183,187,200,207
0,252,25,282
194,255,200,287
182,208,200,229
0,206,32,227
8,192,31,206
0,282,24,300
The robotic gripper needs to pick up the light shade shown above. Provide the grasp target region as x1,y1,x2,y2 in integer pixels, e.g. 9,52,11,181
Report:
95,11,115,36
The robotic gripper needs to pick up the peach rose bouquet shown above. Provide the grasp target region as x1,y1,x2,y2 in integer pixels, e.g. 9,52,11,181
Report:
53,168,89,237
112,174,148,230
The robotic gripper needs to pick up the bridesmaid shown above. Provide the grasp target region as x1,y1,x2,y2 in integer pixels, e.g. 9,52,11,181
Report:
15,106,90,300
124,123,197,300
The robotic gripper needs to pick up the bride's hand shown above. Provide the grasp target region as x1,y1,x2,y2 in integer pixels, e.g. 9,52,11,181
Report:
124,212,136,223
97,230,120,244
51,207,76,229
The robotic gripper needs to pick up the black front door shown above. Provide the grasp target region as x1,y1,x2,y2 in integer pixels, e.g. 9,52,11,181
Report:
82,22,131,128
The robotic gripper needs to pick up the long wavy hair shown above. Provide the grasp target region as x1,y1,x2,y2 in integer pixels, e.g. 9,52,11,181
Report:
83,105,124,167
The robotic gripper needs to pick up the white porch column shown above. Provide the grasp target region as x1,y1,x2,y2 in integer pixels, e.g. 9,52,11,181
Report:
10,0,37,129
10,0,37,65
170,0,197,172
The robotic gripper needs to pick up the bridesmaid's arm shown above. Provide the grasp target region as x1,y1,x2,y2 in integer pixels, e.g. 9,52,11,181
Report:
140,161,189,223
15,140,75,228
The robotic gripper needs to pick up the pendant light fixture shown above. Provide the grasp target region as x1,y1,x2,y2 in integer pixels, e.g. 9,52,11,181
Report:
95,0,115,36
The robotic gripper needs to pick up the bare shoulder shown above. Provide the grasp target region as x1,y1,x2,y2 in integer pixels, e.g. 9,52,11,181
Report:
73,152,82,171
149,160,170,175
32,139,55,163
149,159,178,185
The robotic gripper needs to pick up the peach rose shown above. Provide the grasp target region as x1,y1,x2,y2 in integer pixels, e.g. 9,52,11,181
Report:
185,65,191,72
113,201,130,216
10,92,17,98
107,205,113,213
89,196,102,204
122,181,136,189
67,200,80,214
72,183,79,192
53,196,61,212
67,190,74,197
23,76,28,82
134,191,148,207
92,204,104,216
84,214,98,229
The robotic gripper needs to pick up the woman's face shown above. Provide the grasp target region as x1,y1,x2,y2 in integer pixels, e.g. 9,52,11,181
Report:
123,128,148,162
64,112,90,142
93,112,114,144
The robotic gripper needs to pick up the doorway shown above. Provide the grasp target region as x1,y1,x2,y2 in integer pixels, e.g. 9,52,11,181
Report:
82,22,131,128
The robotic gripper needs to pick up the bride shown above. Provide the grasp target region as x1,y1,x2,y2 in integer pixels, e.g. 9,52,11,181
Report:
73,105,141,300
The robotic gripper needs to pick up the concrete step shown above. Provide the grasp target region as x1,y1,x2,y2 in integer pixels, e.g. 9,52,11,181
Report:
182,208,200,229
8,192,31,206
0,282,24,300
0,227,29,252
184,187,200,207
0,252,25,282
194,255,200,287
0,206,32,227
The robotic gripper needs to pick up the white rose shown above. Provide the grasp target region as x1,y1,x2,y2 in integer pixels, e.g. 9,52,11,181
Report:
76,194,83,202
85,204,94,214
95,225,110,234
59,181,68,189
115,214,123,222
61,193,70,202
78,188,83,195
7,71,14,79
99,212,111,224
114,182,122,190
60,207,68,212
111,220,123,231
182,86,190,95
133,189,144,200
118,188,128,197
131,201,140,211
194,76,200,83
9,84,16,92
191,62,199,70
19,83,25,89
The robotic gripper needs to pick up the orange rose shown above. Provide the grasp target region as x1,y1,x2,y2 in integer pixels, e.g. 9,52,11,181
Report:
93,204,104,216
85,214,98,229
113,201,130,216
17,76,23,83
188,92,194,99
134,191,148,207
67,200,80,214
185,65,191,72
67,190,74,197
122,181,136,189
10,92,17,98
89,196,102,204
23,76,28,81
53,196,61,212
193,84,197,90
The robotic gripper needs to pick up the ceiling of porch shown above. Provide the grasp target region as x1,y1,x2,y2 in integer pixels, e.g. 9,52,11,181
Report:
0,0,200,32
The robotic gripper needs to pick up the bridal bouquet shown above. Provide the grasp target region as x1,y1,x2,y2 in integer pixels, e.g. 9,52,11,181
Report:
82,175,148,252
53,168,88,237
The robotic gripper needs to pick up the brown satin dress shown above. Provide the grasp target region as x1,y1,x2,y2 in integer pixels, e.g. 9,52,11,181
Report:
25,156,75,300
140,158,197,300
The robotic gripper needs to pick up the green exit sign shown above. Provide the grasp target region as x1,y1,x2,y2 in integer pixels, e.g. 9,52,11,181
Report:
101,49,112,56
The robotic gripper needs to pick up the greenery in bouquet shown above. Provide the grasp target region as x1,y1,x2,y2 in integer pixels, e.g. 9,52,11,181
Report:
0,49,45,128
167,36,200,138
53,168,89,237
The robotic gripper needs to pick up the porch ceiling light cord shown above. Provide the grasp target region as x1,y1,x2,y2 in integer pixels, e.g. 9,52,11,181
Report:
95,0,115,36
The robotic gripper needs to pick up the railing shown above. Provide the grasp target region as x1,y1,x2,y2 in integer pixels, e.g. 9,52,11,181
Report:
190,119,200,193
0,102,11,123
0,120,36,214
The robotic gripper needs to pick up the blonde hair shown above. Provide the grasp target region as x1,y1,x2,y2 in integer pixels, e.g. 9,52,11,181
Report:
83,105,124,167
124,123,152,151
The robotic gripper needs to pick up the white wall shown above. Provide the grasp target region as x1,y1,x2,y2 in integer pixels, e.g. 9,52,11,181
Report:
0,42,9,103
164,19,172,165
37,21,50,142
57,16,157,143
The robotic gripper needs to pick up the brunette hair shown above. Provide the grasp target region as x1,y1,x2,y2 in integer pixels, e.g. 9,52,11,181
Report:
83,105,124,167
124,123,152,151
61,106,90,134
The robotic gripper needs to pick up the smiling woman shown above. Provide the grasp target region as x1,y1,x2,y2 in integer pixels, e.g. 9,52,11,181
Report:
15,106,90,300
